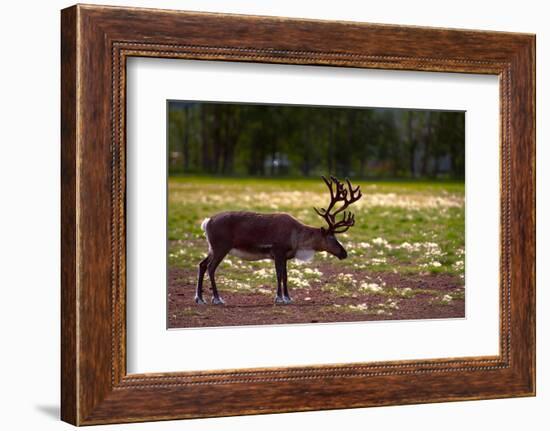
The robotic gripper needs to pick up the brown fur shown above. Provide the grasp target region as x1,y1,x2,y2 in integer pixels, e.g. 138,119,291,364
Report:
195,211,347,305
205,211,345,258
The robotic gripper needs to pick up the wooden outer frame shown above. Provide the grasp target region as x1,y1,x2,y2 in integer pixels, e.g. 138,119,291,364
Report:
61,4,535,426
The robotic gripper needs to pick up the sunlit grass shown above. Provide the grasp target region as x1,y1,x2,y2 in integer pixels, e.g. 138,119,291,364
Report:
168,176,465,288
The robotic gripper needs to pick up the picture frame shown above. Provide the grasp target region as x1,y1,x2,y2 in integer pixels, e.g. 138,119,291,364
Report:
60,4,535,426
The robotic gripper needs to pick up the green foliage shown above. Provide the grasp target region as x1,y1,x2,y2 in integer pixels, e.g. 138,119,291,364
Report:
168,102,465,179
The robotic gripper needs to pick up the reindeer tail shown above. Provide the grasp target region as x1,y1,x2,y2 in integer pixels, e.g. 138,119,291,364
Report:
200,218,212,252
200,218,211,232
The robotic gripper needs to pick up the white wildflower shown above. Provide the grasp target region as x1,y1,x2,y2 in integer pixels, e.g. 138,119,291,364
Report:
386,299,399,309
399,287,413,297
304,267,323,277
253,268,273,279
288,277,310,288
423,242,443,257
348,303,369,312
360,282,383,293
399,242,413,251
372,237,389,247
453,260,464,270
336,273,356,283
232,281,250,290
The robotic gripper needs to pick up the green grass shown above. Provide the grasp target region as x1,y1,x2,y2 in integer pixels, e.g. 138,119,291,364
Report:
168,176,465,292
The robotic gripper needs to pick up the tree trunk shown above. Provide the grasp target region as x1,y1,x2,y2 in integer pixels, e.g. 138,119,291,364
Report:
182,106,190,171
200,106,210,172
211,107,222,174
327,120,334,174
421,112,432,177
408,112,416,177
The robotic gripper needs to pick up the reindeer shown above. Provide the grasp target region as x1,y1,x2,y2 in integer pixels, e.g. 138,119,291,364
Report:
195,176,362,305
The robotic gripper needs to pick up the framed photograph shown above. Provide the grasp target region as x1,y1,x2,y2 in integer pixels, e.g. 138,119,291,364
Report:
61,4,535,425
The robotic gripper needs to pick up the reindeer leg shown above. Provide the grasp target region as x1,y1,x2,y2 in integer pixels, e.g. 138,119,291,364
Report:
274,256,285,304
207,250,228,305
195,254,211,304
282,259,292,304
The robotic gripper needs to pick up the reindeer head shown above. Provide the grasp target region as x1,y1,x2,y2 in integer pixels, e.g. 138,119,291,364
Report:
314,176,362,260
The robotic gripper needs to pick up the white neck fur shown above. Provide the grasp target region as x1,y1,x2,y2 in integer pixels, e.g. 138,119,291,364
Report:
295,249,315,262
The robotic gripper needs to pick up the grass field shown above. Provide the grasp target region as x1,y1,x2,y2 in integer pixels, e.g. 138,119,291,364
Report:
167,176,465,328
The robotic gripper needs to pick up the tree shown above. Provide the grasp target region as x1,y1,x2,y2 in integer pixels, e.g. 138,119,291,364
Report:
167,101,465,179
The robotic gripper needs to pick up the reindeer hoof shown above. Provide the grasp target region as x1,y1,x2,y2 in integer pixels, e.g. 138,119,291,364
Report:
194,296,206,305
212,296,225,305
275,296,292,304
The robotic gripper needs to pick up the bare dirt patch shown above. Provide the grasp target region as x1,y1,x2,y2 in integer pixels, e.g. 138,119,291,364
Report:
167,264,464,329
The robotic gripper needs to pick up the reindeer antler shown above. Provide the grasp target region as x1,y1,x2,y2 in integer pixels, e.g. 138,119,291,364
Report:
314,176,362,234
